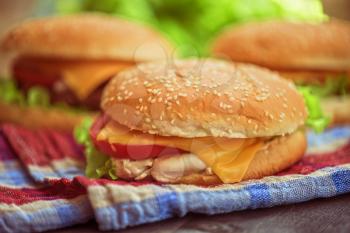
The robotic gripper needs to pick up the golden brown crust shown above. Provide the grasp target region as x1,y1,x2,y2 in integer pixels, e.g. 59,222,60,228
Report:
212,19,350,71
321,95,350,125
102,59,307,138
176,130,306,185
0,101,95,132
0,14,173,62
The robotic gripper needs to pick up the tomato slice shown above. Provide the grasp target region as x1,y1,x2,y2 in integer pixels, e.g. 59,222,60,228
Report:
90,114,185,160
13,59,59,89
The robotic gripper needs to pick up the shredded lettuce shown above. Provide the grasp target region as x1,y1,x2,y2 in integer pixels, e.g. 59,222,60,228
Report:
74,117,118,179
297,86,330,133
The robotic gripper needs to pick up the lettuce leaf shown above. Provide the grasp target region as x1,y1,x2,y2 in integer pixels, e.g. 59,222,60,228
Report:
74,117,118,179
0,79,26,105
0,78,89,114
0,78,51,106
301,75,349,97
55,0,327,56
27,86,50,106
297,86,330,133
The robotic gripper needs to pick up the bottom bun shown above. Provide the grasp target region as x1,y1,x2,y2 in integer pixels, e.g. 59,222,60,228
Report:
0,101,96,132
321,95,350,125
176,130,306,185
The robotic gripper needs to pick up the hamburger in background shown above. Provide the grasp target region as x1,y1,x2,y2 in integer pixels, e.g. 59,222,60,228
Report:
211,19,350,125
75,59,308,185
0,14,173,131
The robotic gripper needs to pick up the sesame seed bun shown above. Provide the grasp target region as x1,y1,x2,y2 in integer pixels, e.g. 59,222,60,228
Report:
212,20,350,71
101,59,307,138
176,130,306,185
0,100,94,132
0,14,173,62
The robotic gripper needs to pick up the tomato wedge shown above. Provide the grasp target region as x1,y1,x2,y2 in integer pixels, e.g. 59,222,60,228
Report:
90,114,185,160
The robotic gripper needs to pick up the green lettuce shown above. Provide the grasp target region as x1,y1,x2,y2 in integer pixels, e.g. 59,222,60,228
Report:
297,87,330,133
300,75,349,97
0,79,26,105
74,117,118,179
27,86,50,106
0,78,89,114
0,78,52,107
55,0,327,56
297,75,348,132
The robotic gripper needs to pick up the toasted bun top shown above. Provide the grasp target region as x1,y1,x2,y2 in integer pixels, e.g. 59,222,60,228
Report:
212,20,350,71
101,59,307,138
0,14,173,62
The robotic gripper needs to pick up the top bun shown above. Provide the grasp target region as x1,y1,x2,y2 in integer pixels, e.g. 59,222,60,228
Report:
0,14,173,62
212,20,350,71
101,59,307,138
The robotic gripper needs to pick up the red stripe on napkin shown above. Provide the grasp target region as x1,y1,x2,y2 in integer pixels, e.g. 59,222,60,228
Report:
0,178,86,205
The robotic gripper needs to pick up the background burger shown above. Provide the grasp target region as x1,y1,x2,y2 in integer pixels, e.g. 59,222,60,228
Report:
212,19,350,125
76,59,307,185
0,14,173,131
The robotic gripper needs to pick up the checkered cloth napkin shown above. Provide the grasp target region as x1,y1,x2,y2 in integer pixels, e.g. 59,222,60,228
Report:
1,123,350,233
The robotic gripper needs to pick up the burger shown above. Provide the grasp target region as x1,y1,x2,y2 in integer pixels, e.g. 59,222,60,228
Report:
0,14,173,131
211,20,350,125
76,59,308,185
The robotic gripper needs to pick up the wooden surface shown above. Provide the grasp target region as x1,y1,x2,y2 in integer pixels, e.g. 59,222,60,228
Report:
52,194,350,233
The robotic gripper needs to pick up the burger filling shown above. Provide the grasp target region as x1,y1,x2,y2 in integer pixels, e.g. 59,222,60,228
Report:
278,71,349,129
1,57,132,110
279,70,349,97
84,114,268,184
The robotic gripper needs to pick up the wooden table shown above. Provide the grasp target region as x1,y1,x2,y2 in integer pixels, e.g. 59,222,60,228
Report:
53,193,350,233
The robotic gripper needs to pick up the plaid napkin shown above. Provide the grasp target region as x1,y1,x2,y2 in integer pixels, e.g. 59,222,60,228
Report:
0,124,350,232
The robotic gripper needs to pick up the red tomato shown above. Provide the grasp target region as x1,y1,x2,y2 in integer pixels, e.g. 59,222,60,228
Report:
13,64,58,90
90,114,185,160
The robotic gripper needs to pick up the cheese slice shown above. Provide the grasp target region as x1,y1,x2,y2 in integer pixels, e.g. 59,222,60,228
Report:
97,120,263,183
29,60,132,100
61,62,130,100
